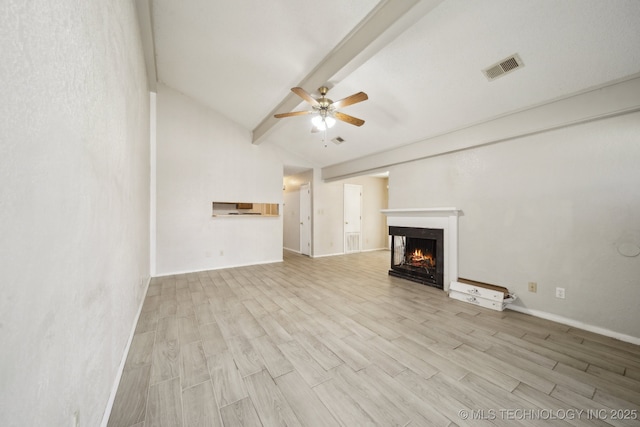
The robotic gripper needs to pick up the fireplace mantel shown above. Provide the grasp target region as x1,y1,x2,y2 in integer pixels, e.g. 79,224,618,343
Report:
381,208,460,216
381,208,461,291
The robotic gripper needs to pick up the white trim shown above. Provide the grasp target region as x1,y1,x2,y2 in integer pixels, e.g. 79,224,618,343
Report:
299,182,312,257
311,248,387,258
344,183,363,254
100,276,151,427
283,247,301,254
149,92,157,276
153,258,283,278
311,252,346,259
381,207,460,216
507,304,640,346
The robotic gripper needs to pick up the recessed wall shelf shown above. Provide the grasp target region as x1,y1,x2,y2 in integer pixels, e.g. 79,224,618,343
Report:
212,202,279,217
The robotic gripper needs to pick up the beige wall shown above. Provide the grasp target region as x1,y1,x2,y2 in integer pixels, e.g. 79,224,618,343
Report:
312,172,389,257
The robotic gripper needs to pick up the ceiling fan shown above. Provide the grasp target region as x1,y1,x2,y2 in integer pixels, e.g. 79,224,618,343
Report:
274,86,368,132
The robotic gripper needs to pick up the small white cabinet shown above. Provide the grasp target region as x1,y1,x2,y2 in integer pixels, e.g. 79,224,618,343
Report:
449,280,516,311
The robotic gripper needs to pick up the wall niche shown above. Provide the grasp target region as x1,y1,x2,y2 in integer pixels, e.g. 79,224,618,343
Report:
212,202,279,217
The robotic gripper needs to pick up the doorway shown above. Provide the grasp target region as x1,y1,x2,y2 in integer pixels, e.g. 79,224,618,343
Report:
300,183,311,256
343,184,362,253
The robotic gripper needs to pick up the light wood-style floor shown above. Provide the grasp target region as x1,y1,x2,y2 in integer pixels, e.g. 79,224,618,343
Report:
108,250,640,427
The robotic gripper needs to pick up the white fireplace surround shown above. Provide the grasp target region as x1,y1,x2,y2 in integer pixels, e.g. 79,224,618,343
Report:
381,208,460,292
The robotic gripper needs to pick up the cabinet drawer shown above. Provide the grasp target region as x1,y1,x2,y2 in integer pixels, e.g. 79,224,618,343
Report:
449,281,506,302
449,290,508,311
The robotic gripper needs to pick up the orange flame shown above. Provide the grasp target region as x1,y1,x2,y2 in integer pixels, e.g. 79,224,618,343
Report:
409,249,434,266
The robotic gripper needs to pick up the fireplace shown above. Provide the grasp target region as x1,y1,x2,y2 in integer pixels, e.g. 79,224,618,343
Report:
389,226,444,289
381,208,460,292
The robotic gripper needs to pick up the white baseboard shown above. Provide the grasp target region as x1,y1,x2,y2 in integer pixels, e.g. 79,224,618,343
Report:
311,252,345,258
100,275,152,427
507,304,640,345
284,248,385,258
154,258,284,278
312,248,388,258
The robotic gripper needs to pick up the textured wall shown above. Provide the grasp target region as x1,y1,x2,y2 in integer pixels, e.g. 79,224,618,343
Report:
389,112,640,340
155,85,284,275
0,1,150,426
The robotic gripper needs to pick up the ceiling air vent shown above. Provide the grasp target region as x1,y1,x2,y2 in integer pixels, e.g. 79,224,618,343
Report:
332,136,345,145
482,54,524,81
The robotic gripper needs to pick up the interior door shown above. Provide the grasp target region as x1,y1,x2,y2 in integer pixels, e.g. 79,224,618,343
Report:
300,183,311,256
344,184,362,253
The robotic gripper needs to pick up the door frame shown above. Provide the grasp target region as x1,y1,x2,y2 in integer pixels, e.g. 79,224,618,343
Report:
343,183,362,253
299,182,311,256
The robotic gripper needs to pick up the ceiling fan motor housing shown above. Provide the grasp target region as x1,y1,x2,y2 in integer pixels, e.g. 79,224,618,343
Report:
316,87,333,114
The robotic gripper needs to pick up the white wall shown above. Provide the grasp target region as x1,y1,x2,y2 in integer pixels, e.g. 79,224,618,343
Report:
155,85,286,275
313,172,389,257
0,2,150,426
388,112,640,340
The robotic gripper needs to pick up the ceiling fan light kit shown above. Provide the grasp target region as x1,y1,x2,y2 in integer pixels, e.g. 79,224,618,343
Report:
274,86,368,136
311,114,336,130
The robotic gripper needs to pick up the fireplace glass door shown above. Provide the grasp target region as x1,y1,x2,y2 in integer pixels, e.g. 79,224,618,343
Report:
389,226,444,289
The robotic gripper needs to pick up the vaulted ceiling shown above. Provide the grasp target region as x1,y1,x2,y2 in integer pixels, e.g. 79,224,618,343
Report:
136,0,640,172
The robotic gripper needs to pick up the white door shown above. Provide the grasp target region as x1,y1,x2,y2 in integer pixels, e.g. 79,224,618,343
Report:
300,183,311,256
344,184,362,253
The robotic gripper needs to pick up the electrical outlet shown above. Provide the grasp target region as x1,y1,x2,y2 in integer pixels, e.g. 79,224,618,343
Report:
556,287,565,299
528,282,537,293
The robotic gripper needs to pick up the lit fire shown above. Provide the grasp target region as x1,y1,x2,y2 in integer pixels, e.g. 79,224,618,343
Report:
409,249,434,267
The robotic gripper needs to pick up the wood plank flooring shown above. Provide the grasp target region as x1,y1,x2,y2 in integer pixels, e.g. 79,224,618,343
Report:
108,250,640,426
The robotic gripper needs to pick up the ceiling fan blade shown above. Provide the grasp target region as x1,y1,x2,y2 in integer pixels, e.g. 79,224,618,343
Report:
274,110,312,118
291,87,320,107
331,91,368,109
334,111,365,127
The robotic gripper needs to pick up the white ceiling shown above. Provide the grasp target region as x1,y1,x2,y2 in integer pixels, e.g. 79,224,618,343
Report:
144,0,640,172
